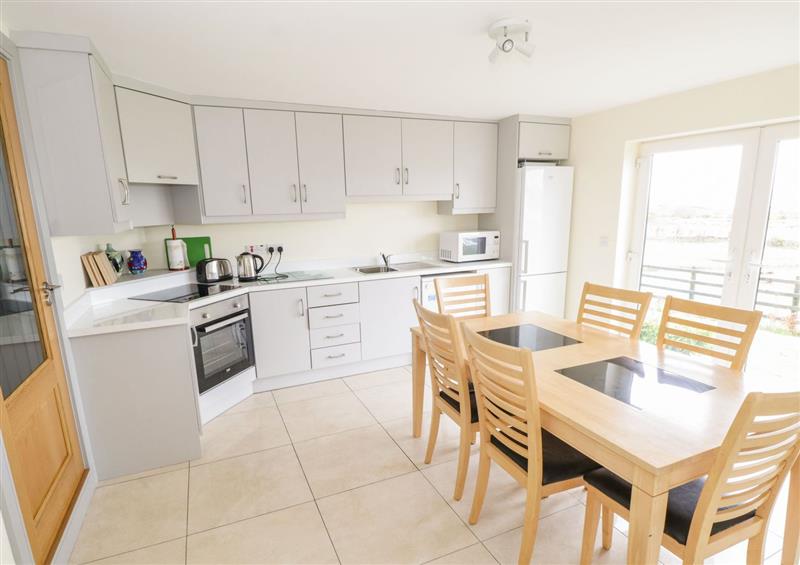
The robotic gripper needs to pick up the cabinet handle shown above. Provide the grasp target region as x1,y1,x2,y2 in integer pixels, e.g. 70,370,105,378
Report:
412,285,419,298
302,184,308,203
190,327,198,347
292,184,298,202
157,174,178,180
118,178,130,206
394,167,400,185
241,184,248,204
455,183,460,199
298,298,305,317
325,333,345,339
326,353,346,359
322,292,342,297
403,168,409,184
538,151,552,156
324,313,344,319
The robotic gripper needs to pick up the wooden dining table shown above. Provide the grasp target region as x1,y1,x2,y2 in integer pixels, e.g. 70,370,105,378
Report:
410,310,799,565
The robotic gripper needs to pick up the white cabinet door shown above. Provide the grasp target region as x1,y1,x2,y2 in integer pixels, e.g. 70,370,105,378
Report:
295,113,346,214
343,115,402,196
518,273,567,317
478,267,511,315
401,119,453,198
89,57,130,224
251,288,311,378
453,122,497,211
244,109,301,215
194,106,252,217
360,276,421,360
115,88,198,184
518,122,570,161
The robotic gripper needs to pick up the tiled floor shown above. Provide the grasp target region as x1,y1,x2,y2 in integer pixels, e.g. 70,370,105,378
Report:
74,366,790,564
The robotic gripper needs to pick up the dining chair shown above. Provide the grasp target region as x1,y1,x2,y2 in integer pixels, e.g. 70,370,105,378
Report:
580,391,800,565
462,326,601,565
434,274,491,319
657,296,762,370
413,299,480,501
576,282,652,339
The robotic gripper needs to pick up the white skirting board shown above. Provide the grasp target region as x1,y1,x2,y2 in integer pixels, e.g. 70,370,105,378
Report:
198,367,256,424
253,354,411,392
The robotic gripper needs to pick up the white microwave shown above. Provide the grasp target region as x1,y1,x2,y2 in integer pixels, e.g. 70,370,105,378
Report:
439,231,500,262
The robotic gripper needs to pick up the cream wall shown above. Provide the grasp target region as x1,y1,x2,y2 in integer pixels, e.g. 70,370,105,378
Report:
52,202,478,305
565,64,800,317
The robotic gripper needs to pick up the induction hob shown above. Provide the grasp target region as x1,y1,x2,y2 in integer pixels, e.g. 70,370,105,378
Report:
479,324,581,351
129,283,240,303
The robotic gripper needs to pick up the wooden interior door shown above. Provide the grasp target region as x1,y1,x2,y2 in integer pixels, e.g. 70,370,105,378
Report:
0,57,86,564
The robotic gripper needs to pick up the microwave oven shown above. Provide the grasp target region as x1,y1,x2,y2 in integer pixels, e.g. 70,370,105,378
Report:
439,231,500,262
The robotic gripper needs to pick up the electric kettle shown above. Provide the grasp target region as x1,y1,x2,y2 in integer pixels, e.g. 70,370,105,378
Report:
236,251,265,282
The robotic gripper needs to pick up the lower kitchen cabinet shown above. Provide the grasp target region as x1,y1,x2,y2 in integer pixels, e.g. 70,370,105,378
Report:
478,266,511,315
360,276,421,360
251,288,311,377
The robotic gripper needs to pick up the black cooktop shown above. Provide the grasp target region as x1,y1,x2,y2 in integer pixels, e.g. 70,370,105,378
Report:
479,324,581,351
556,357,715,410
129,284,239,303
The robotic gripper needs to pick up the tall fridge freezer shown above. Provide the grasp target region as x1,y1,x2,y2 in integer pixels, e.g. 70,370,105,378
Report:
516,164,574,316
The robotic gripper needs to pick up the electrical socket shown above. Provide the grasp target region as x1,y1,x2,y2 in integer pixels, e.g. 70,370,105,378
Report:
245,244,269,257
265,243,284,254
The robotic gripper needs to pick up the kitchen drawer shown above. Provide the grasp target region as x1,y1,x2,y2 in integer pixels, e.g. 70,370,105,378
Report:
308,303,360,329
310,323,361,349
307,282,359,308
311,343,362,369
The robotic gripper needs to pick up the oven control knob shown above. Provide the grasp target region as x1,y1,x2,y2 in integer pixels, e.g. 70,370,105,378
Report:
201,313,210,319
233,303,241,309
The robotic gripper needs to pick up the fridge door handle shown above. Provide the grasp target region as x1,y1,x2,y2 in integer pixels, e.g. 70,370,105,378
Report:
520,240,530,274
520,279,528,312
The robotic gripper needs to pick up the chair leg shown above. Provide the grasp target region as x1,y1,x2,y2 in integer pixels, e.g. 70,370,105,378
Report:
601,506,613,550
518,490,541,565
453,426,472,500
471,430,477,445
745,530,767,564
580,493,601,565
423,407,441,464
469,446,491,524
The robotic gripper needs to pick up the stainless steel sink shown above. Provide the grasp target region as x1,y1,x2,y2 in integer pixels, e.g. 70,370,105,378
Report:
353,266,398,274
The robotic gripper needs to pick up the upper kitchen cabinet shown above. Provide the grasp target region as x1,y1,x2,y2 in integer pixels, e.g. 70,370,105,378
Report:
518,122,570,161
17,48,132,235
343,115,402,197
115,88,198,185
244,109,301,215
194,106,252,217
439,121,498,214
295,112,345,214
401,119,454,199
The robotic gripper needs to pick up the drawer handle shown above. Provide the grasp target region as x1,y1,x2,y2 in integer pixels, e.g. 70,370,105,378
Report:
326,353,346,359
323,292,342,297
538,151,552,156
324,313,344,319
157,174,178,180
325,333,345,339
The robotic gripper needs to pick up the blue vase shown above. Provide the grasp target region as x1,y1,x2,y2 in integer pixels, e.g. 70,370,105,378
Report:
127,249,148,275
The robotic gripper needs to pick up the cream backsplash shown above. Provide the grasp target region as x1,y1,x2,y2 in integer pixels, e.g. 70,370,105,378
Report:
52,201,478,306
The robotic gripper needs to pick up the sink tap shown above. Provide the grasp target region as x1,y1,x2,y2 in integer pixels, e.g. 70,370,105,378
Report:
380,253,393,268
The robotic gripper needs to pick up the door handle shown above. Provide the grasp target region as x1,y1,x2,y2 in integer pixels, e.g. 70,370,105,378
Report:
521,240,530,274
324,313,344,319
394,168,401,185
323,292,342,297
119,178,130,205
455,183,460,199
42,281,61,305
190,327,198,347
325,333,345,339
538,151,552,156
326,353,346,359
298,298,305,317
292,184,298,202
241,184,248,204
157,174,178,180
412,285,419,299
520,280,528,311
302,184,308,203
403,168,409,184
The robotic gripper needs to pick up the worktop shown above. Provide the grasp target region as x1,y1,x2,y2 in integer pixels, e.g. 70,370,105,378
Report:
66,258,512,338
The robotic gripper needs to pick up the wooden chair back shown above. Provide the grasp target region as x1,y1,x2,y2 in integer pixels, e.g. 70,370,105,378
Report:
576,282,652,339
434,274,491,319
462,325,541,486
685,391,800,556
656,296,762,370
413,300,471,420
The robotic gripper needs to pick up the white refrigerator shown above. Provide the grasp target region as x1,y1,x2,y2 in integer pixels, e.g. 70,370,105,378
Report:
516,165,574,317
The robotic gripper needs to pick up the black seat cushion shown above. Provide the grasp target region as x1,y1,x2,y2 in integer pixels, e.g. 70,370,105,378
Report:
439,386,479,423
584,468,756,545
490,430,600,485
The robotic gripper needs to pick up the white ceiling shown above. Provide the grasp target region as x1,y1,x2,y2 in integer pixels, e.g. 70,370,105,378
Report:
1,2,798,119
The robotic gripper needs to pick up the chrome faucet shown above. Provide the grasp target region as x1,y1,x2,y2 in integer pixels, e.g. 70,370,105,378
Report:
380,252,393,268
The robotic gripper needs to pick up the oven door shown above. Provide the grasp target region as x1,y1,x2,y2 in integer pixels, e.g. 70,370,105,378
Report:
192,310,255,394
460,234,488,260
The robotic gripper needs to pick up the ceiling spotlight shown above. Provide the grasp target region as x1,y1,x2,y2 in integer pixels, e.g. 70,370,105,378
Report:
487,18,534,62
498,37,514,53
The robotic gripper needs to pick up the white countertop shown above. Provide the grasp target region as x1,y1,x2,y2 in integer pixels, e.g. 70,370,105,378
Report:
67,258,511,338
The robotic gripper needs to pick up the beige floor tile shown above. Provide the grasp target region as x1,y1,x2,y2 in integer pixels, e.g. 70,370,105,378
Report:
186,502,338,564
354,379,428,422
658,529,784,565
188,446,312,533
344,367,411,390
484,505,628,565
98,461,188,487
225,391,276,415
383,411,471,468
273,378,350,404
89,538,186,565
423,454,582,541
278,391,375,442
192,406,290,466
294,424,415,498
317,472,477,564
427,543,498,564
71,470,188,564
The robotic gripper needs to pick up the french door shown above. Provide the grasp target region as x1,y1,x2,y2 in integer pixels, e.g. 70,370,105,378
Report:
628,121,799,379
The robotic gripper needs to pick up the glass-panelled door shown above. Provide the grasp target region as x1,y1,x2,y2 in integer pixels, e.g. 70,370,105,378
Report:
628,122,799,379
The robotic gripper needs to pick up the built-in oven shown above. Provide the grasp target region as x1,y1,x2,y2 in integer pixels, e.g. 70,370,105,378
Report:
190,295,254,394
